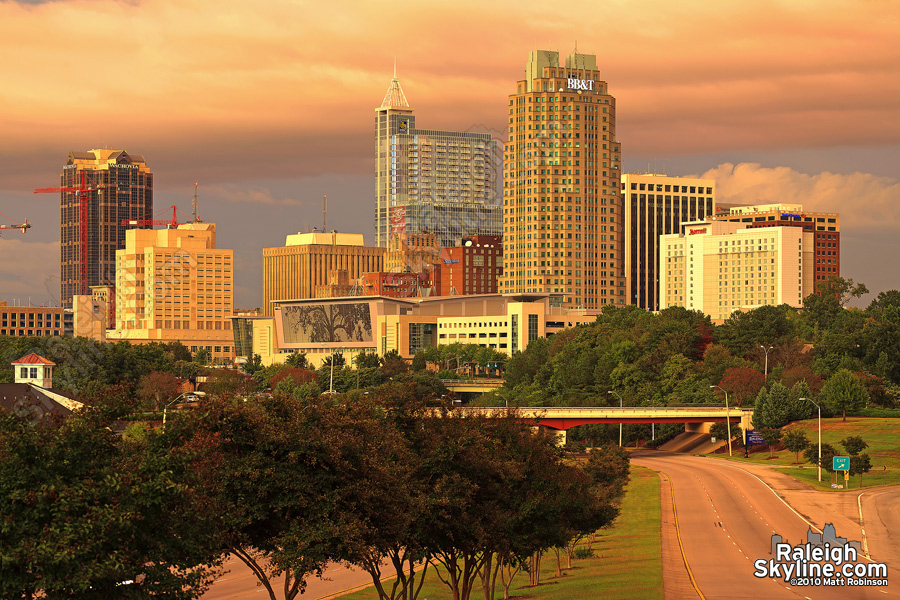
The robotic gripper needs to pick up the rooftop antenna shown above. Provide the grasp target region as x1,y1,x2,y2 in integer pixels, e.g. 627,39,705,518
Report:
323,194,327,231
192,182,200,222
393,57,397,79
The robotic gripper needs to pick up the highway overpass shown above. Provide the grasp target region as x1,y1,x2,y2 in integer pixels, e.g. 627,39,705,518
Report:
452,405,754,444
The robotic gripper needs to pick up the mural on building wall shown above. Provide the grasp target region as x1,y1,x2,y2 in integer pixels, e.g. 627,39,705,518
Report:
281,303,373,343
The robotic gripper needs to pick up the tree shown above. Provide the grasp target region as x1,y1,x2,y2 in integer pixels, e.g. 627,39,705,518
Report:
849,454,873,488
753,382,791,429
285,351,310,369
782,428,810,463
204,369,256,397
821,369,868,421
804,442,837,473
381,349,410,378
184,395,367,600
243,353,264,375
322,352,346,369
786,380,815,422
354,351,382,370
840,435,868,456
411,351,427,373
718,367,765,407
194,347,211,365
759,427,782,459
0,410,222,599
137,370,182,411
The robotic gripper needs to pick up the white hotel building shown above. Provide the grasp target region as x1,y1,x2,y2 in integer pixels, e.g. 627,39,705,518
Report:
659,220,815,322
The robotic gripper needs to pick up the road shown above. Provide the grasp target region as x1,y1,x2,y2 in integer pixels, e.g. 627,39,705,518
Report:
202,556,381,600
632,451,899,600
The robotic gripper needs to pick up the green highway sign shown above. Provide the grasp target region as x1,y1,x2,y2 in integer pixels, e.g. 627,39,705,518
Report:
833,456,850,471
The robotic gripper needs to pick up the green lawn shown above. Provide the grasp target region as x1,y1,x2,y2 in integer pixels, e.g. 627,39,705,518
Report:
337,466,663,600
706,417,900,491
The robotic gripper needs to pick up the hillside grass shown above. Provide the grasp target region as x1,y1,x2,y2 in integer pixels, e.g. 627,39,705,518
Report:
707,417,900,490
336,466,663,600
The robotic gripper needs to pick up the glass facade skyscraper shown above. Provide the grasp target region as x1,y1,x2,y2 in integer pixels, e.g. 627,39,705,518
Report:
375,72,501,249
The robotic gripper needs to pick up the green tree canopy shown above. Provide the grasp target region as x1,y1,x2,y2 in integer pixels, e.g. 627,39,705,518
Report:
821,369,868,421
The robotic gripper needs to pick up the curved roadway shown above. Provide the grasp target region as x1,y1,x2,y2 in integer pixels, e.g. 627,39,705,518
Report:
633,450,899,600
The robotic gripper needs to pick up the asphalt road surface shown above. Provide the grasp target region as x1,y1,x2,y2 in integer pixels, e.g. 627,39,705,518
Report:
202,556,381,600
633,450,898,600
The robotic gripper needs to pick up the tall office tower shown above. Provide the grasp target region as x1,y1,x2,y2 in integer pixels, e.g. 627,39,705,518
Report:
660,220,815,322
374,70,501,249
58,149,152,310
108,223,235,362
621,174,715,310
714,203,840,285
499,50,624,308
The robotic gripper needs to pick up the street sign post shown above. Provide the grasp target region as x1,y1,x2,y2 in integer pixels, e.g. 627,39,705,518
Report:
833,456,850,471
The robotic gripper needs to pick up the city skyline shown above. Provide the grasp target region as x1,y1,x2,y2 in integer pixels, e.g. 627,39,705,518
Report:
1,0,898,309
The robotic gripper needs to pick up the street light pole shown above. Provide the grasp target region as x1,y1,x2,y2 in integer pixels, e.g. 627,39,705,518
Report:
162,393,186,431
710,385,732,457
804,397,822,482
760,345,773,381
608,390,623,447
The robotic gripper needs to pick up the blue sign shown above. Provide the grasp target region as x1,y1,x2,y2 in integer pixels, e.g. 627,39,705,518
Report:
833,456,850,471
746,430,765,446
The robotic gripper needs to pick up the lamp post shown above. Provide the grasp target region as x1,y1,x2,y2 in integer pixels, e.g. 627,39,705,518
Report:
710,385,732,457
162,393,186,431
805,397,822,482
760,345,774,381
608,390,623,447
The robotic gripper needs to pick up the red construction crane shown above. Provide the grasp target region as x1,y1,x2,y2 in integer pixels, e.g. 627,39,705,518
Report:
0,211,30,237
120,204,190,228
34,170,104,296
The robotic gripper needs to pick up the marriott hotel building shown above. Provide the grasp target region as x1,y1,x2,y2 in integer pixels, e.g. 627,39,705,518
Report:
499,50,625,308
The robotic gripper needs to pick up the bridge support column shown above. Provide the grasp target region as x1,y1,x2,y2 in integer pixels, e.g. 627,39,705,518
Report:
685,422,712,434
552,428,566,446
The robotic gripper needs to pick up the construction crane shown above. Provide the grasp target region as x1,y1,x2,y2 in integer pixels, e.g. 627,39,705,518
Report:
34,170,104,296
0,211,30,237
121,204,191,228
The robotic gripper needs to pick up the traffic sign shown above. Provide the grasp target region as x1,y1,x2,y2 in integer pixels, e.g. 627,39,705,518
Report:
833,456,850,471
746,430,765,446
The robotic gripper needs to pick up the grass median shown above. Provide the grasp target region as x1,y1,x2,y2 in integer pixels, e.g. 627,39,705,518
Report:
335,465,663,600
705,417,900,491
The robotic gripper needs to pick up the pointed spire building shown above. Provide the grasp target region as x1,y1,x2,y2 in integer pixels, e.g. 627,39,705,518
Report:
374,67,501,249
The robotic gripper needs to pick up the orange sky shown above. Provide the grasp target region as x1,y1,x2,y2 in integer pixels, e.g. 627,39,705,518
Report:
1,0,898,305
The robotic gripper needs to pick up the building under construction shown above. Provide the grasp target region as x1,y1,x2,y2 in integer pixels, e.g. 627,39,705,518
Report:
56,149,153,310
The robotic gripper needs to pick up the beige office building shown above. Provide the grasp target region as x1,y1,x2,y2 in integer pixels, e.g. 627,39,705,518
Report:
272,293,598,366
384,231,440,273
107,223,235,361
262,232,384,315
621,174,715,310
659,220,814,322
500,50,625,308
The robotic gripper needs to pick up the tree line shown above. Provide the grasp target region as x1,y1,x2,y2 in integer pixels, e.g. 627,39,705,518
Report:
0,381,629,600
488,278,899,445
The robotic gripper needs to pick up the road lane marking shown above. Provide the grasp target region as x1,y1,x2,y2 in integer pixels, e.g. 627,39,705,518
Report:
857,491,871,559
663,472,707,600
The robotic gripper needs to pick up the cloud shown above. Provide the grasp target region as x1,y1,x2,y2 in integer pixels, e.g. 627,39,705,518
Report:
701,163,900,230
2,0,900,190
205,183,305,208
